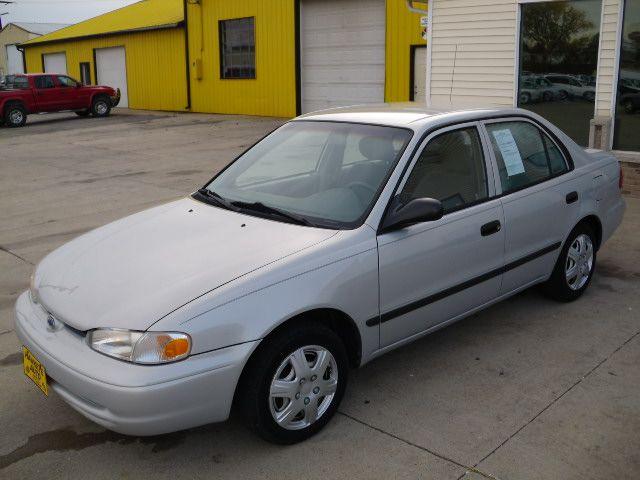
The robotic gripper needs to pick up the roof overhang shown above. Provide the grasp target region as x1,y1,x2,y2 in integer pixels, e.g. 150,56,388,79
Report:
21,21,183,48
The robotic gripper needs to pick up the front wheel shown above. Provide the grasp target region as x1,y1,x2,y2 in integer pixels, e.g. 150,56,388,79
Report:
542,224,596,302
91,96,112,117
237,322,348,444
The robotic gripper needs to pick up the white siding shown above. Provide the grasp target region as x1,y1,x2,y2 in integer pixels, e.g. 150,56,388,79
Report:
595,0,621,117
428,0,518,108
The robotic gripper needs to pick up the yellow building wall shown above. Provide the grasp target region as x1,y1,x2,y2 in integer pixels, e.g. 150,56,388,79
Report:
187,0,297,118
386,0,428,102
188,0,428,118
24,28,188,112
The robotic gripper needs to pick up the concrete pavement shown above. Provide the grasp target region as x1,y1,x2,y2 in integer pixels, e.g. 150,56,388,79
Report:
1,109,638,479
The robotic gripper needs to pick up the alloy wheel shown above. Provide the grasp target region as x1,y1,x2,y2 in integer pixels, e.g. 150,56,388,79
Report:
9,109,24,125
565,234,594,291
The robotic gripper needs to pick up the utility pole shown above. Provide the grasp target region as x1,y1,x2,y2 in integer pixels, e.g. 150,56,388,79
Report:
0,1,14,30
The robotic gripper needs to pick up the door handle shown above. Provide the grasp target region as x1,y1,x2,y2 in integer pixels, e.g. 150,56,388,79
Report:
481,220,501,237
566,191,579,204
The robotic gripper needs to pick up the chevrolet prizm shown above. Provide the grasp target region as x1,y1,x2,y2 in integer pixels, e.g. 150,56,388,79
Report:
17,106,625,444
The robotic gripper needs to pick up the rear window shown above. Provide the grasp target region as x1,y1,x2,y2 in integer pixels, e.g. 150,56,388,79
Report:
4,76,29,89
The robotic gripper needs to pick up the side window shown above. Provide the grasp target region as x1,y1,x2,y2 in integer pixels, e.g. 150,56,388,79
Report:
400,127,488,214
219,17,256,79
485,121,567,193
57,76,78,88
34,76,55,89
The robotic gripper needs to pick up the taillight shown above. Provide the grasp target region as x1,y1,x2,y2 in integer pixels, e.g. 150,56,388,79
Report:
619,164,624,190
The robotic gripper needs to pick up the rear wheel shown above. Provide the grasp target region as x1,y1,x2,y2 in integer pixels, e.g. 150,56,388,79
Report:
622,99,635,114
4,104,27,128
91,96,111,117
542,224,596,302
237,322,348,444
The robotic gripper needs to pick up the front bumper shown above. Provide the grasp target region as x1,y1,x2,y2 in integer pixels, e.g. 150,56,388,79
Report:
110,88,121,108
15,292,257,436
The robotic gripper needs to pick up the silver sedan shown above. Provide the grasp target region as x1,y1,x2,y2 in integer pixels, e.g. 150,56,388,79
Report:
16,105,625,444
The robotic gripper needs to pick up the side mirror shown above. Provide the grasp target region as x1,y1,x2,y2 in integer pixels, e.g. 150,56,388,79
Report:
381,197,444,233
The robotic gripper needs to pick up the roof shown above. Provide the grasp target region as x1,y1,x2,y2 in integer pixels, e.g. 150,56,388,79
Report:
10,22,69,36
22,0,183,47
297,103,506,128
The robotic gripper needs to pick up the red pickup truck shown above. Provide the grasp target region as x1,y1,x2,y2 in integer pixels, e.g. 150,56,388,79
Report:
0,73,120,128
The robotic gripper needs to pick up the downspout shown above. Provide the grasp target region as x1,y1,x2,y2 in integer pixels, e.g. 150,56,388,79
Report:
405,0,428,15
183,0,192,110
17,44,27,73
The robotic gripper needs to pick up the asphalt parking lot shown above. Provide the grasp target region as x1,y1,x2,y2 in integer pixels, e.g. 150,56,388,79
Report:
1,110,639,480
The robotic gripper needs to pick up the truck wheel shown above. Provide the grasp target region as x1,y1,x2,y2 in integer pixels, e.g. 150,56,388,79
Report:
4,104,27,128
91,96,112,117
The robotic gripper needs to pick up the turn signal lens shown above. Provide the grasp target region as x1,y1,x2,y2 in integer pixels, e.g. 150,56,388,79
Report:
88,329,192,365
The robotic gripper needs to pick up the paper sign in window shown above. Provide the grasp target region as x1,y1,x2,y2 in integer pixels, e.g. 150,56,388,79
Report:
492,129,525,176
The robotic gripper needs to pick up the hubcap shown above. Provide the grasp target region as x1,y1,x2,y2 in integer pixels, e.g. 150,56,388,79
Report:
565,234,594,291
9,109,23,124
95,102,108,115
269,345,338,431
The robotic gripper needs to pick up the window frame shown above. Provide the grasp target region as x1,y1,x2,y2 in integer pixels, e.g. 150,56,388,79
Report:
80,62,92,85
393,122,497,217
480,117,571,197
218,16,256,80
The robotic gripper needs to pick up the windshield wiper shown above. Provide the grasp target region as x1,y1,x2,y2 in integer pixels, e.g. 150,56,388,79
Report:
196,188,237,211
231,200,315,227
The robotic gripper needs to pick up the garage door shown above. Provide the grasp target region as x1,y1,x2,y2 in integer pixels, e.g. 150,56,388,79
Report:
95,47,129,108
6,45,25,75
43,52,67,75
300,0,385,113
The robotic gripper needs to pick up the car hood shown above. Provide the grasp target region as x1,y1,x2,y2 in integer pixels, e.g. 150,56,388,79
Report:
33,198,337,331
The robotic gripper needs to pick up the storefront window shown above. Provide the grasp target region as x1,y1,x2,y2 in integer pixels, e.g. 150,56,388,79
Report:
518,0,602,146
613,0,640,151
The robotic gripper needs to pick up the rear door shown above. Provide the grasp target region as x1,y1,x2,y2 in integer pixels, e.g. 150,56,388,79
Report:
33,75,62,112
481,118,579,294
377,122,505,347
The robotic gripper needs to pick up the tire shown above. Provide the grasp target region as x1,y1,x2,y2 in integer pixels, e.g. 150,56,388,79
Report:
558,90,569,100
91,96,112,117
542,223,597,302
4,103,27,128
519,92,531,105
75,110,91,117
543,91,553,102
237,321,349,444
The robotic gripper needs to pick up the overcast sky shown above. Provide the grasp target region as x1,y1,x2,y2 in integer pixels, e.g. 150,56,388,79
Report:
2,0,139,25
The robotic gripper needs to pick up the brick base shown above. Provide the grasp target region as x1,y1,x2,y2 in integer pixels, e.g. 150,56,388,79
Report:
621,161,640,199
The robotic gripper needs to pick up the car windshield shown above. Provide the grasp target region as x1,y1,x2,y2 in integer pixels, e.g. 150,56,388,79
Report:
201,121,413,228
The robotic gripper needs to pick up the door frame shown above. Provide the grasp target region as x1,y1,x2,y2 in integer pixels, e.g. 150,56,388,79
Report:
409,44,427,102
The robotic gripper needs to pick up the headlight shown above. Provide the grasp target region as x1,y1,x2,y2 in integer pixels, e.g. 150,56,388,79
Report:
88,329,192,365
29,274,39,304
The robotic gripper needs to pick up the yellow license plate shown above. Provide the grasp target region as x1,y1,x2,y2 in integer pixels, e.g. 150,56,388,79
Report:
23,346,48,396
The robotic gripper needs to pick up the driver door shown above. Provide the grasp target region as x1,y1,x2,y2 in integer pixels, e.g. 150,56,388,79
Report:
377,123,506,347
